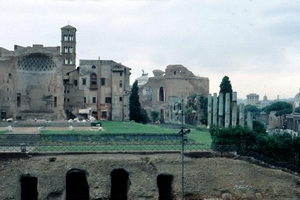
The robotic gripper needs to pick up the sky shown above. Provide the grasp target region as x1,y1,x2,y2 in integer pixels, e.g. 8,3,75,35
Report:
1,0,300,100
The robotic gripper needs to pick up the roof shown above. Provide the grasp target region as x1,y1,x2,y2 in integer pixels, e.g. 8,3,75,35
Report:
61,25,77,30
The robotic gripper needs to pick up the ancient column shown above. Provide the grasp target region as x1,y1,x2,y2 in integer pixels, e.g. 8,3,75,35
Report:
247,111,253,130
225,93,230,127
231,92,237,127
239,103,244,127
218,93,224,127
207,94,212,127
213,93,218,125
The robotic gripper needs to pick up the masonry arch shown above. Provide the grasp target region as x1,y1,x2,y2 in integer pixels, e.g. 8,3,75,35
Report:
157,173,173,200
66,168,89,200
20,175,38,200
158,87,165,102
110,168,130,200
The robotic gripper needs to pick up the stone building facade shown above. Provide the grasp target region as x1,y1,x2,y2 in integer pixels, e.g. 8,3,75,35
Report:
0,44,65,120
0,25,131,121
139,65,209,122
246,93,259,105
78,60,131,120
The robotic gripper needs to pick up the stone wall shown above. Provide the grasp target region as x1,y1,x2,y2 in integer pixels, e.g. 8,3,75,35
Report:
0,152,299,200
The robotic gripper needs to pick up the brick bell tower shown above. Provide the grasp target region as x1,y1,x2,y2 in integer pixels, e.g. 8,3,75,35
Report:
61,25,77,75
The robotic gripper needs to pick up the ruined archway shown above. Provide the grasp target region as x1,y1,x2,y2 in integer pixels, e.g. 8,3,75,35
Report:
110,168,129,200
66,169,89,200
20,175,38,200
157,173,173,200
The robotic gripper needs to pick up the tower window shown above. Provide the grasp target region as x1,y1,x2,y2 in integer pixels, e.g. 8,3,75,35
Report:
120,72,122,76
119,80,123,87
64,34,68,41
101,78,105,86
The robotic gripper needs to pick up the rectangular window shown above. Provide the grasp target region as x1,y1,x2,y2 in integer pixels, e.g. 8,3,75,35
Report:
82,79,86,85
17,96,21,107
119,97,122,101
102,111,107,119
67,99,69,102
120,72,122,76
105,97,112,104
8,74,12,78
119,81,122,87
92,97,96,103
84,97,86,103
74,80,78,86
101,78,105,86
54,97,57,107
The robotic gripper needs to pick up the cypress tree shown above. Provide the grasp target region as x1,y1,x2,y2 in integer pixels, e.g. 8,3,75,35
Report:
129,80,142,122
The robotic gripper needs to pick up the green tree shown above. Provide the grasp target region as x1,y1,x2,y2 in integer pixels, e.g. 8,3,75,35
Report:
151,111,159,122
219,76,233,94
129,81,142,123
294,106,300,113
140,108,150,124
262,101,292,116
244,105,261,119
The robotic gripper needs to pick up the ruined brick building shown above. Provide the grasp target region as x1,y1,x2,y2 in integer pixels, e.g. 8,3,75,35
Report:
0,25,131,121
139,65,209,122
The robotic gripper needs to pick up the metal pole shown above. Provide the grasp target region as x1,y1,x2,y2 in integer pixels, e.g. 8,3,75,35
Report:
181,129,184,200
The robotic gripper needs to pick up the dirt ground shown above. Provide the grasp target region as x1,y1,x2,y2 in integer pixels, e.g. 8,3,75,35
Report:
0,126,91,134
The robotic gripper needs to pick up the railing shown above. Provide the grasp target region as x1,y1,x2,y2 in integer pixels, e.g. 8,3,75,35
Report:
0,134,298,175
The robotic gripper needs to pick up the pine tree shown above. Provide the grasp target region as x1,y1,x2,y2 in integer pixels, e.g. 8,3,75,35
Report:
129,81,142,122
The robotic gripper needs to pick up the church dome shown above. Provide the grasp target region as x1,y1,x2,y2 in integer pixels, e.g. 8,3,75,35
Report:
294,89,300,108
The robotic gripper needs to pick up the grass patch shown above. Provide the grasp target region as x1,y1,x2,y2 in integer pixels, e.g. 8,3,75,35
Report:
0,130,6,134
39,121,212,146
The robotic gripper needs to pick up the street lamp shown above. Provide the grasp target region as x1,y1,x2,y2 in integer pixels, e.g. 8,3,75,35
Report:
178,96,190,200
178,127,190,200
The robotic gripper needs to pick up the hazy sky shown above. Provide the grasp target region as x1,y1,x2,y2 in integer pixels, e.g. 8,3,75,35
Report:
1,0,300,100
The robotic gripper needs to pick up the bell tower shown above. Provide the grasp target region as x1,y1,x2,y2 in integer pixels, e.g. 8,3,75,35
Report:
61,25,77,74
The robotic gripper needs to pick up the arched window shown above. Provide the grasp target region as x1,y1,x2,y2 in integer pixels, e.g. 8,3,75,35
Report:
159,87,165,101
90,73,97,86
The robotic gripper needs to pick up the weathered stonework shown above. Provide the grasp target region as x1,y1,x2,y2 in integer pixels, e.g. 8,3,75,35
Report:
140,65,209,122
0,45,65,120
0,153,299,199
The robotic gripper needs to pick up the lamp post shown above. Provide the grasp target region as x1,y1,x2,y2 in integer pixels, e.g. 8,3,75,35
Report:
178,96,190,200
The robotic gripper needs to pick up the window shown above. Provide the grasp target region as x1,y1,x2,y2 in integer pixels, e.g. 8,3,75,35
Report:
102,111,107,119
159,87,164,101
74,80,77,86
69,47,73,53
92,97,96,103
64,47,68,53
101,78,105,86
120,72,123,76
82,79,86,85
8,74,12,78
64,59,68,64
92,65,96,69
105,97,112,104
67,99,70,102
17,94,21,107
69,35,74,41
54,96,57,107
119,80,123,87
69,59,73,64
119,97,123,101
84,97,86,103
90,74,97,85
64,34,68,41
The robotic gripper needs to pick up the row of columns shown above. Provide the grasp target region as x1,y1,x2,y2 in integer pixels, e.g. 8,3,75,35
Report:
207,92,253,129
